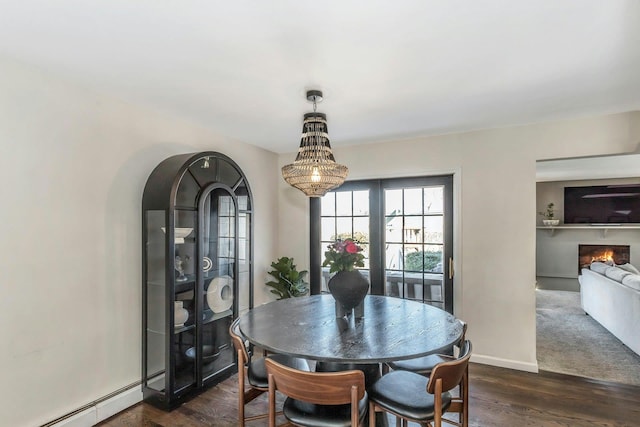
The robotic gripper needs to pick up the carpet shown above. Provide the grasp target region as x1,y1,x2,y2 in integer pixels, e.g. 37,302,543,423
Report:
536,289,640,386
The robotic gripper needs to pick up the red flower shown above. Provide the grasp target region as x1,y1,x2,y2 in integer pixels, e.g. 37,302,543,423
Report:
345,242,358,254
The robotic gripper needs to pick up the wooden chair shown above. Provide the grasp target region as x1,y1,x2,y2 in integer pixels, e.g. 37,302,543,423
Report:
368,340,472,427
229,318,310,426
265,357,368,427
385,320,468,426
387,320,467,375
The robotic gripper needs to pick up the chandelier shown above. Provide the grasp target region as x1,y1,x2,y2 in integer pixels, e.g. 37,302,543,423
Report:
282,90,349,197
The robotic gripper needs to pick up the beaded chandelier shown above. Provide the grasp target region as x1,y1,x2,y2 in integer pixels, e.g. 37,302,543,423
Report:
282,90,348,197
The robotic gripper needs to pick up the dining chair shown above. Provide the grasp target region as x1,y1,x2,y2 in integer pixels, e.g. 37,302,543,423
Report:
265,357,369,427
228,318,310,426
387,320,467,375
368,340,472,427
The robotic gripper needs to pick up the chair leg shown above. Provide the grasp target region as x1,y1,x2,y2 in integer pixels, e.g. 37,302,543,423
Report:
238,368,245,426
462,368,469,427
369,402,377,427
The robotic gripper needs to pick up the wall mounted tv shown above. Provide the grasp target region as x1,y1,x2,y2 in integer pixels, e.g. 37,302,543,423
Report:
564,184,640,224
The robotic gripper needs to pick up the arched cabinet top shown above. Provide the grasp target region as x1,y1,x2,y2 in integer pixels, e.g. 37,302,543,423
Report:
142,151,252,211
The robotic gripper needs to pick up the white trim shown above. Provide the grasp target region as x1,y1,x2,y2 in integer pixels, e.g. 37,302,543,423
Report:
48,408,96,427
471,354,539,373
47,386,142,427
96,387,143,424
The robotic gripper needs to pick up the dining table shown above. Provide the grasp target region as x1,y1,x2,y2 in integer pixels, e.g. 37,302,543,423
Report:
238,294,463,426
238,294,463,364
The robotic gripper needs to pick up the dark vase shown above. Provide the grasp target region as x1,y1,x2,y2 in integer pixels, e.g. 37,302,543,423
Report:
328,270,370,314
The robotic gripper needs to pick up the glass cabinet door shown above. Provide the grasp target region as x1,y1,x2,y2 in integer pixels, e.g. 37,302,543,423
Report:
200,188,235,382
144,210,166,393
172,208,197,394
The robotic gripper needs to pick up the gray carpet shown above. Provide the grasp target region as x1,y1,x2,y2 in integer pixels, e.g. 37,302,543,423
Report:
536,289,640,386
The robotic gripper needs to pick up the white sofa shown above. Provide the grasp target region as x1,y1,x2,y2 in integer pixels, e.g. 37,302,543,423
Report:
579,262,640,356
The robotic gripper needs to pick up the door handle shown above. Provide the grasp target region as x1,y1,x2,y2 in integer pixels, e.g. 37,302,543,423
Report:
449,257,454,280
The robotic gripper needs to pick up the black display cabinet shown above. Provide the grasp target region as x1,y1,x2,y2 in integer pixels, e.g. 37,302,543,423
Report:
142,151,253,409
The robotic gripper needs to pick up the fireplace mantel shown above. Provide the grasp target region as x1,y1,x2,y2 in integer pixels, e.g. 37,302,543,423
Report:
536,224,640,237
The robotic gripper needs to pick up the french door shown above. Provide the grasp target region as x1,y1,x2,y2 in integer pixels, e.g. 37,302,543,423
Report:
310,175,454,313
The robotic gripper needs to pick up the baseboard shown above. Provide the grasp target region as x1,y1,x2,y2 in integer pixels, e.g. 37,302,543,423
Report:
45,384,142,427
471,354,539,373
96,386,143,423
48,408,96,427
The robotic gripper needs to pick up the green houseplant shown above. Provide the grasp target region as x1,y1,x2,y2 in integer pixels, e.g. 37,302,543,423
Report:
266,256,309,299
538,202,559,225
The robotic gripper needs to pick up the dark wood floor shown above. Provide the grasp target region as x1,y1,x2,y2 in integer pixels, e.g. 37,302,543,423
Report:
98,363,640,427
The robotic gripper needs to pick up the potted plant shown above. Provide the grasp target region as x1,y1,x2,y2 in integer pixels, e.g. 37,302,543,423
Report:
538,202,559,226
323,239,369,316
266,256,309,299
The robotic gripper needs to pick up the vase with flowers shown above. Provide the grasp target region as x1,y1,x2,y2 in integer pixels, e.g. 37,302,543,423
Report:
323,239,369,318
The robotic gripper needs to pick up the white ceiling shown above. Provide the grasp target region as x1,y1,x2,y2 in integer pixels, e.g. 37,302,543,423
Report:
0,1,639,153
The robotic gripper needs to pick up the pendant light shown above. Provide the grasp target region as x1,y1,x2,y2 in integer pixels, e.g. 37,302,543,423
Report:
282,90,349,197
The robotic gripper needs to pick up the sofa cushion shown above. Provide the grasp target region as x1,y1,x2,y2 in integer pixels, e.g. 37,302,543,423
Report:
617,263,640,275
589,262,611,275
621,274,640,292
604,266,631,283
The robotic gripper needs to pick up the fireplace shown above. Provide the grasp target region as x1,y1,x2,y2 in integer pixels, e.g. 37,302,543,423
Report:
578,244,630,274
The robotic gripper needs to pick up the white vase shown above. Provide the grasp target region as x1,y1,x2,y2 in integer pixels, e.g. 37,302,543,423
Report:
174,301,189,327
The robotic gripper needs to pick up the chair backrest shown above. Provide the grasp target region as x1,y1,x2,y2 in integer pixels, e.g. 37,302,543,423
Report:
440,319,467,357
265,357,366,405
458,320,468,346
229,317,250,365
427,339,472,394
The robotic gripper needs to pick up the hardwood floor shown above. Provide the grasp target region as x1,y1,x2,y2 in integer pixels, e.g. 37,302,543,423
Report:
98,363,640,427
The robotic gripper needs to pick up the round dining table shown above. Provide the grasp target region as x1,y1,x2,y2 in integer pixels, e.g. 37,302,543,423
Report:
238,294,463,364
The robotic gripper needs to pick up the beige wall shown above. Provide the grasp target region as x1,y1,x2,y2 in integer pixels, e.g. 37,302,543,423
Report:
277,111,640,371
0,57,279,426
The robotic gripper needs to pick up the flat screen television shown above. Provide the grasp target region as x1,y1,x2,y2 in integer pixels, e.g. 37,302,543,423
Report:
564,184,640,224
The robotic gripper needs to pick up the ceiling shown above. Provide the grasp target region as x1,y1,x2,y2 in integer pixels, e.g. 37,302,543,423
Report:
0,1,639,153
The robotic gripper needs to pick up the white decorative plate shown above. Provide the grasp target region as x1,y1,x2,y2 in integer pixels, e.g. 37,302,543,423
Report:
206,275,233,313
203,256,213,272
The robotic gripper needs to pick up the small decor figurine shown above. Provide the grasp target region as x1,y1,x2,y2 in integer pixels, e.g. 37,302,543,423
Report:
323,239,369,319
538,202,559,226
174,255,190,282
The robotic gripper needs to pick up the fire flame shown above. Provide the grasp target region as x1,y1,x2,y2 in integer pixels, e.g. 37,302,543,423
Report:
591,250,614,264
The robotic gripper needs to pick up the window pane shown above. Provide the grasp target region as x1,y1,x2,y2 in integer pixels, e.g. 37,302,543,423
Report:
385,216,403,243
424,216,443,244
424,186,443,214
336,217,352,238
404,188,422,215
353,191,369,215
336,192,352,216
353,217,369,243
385,189,403,215
321,193,336,216
424,244,444,273
404,216,422,244
385,243,404,270
321,217,336,241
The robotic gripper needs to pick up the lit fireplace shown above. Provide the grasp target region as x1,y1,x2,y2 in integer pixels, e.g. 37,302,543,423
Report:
578,244,630,274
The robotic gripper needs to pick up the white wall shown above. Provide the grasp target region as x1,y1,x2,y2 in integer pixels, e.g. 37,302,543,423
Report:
277,111,640,371
0,57,279,426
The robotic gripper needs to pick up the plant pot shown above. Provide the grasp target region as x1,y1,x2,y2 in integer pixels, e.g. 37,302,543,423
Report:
328,270,370,315
543,219,559,226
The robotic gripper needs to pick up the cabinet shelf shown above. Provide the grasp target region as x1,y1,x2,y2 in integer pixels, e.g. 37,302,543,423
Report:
536,224,640,237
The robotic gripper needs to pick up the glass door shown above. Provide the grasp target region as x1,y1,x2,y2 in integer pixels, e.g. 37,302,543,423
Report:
383,184,449,310
311,175,454,313
199,186,236,384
